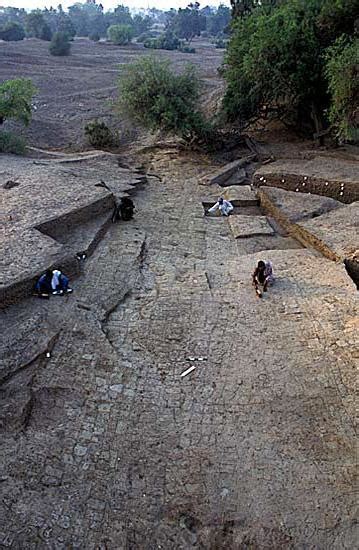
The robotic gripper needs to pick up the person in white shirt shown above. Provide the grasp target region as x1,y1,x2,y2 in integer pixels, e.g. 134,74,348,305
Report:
207,197,234,217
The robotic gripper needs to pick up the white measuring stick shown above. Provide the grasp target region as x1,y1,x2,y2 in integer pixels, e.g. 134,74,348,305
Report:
181,365,196,378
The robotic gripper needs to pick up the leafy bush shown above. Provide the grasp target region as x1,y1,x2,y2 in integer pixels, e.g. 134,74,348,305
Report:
107,24,133,45
179,44,196,53
0,21,25,41
136,32,151,43
0,78,37,126
144,30,180,50
84,120,117,148
325,36,359,142
116,56,213,144
89,32,100,42
214,38,226,49
0,131,26,154
49,31,71,56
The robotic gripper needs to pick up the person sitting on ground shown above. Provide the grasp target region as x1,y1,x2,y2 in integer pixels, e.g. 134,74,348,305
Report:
207,197,234,217
252,260,274,297
120,197,135,221
51,269,73,295
35,269,53,297
112,197,135,222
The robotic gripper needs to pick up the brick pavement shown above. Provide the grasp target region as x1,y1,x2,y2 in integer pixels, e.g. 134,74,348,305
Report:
0,154,357,549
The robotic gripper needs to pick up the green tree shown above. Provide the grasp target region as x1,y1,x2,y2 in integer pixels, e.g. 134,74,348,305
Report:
223,0,329,132
49,31,71,55
0,78,37,126
172,3,206,43
325,36,359,141
132,14,152,36
116,56,213,144
26,10,49,38
0,21,25,41
206,4,231,35
107,24,133,45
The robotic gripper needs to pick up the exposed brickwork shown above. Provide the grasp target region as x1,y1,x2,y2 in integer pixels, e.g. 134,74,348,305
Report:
0,155,357,548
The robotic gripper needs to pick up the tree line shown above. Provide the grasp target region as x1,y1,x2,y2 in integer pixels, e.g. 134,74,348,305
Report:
0,2,230,44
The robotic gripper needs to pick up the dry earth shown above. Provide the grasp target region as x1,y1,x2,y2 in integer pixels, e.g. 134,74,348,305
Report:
0,37,223,150
0,35,358,550
0,150,357,549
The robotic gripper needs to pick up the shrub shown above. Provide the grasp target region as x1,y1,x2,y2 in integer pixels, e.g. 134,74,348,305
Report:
116,56,213,144
89,32,100,42
0,78,37,126
0,21,25,41
214,38,226,49
179,44,196,53
107,24,134,45
49,31,71,56
136,32,151,43
326,36,359,142
0,131,26,155
144,30,180,51
84,120,117,148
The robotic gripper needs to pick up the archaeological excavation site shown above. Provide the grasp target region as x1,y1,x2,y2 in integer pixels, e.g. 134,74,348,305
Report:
0,12,358,549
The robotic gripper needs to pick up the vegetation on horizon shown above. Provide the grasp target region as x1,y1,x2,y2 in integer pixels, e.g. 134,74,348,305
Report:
0,2,230,45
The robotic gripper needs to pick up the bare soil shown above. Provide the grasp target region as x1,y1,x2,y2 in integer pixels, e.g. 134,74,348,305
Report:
0,37,223,151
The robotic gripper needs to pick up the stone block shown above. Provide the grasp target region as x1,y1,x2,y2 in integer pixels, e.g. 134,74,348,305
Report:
228,215,275,238
223,186,258,207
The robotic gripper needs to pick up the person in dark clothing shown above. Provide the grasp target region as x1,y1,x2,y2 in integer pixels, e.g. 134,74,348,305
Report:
35,269,53,296
120,197,135,221
252,260,274,298
112,197,135,222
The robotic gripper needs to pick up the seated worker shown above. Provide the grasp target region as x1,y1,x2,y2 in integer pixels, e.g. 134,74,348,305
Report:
120,197,135,221
252,260,274,298
35,269,53,297
207,197,234,217
51,269,73,295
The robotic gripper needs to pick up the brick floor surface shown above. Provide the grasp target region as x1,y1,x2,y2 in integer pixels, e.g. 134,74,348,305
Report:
0,154,357,549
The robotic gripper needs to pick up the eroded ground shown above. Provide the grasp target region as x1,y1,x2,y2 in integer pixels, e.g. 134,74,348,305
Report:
0,153,357,549
0,38,223,150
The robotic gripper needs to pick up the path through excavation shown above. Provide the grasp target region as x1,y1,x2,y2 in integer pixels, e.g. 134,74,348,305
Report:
0,153,357,549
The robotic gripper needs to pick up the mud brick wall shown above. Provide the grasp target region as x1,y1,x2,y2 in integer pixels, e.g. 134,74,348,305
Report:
258,189,340,261
35,194,115,241
253,173,358,204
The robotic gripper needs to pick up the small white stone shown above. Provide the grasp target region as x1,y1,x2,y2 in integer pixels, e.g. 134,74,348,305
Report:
46,352,51,358
325,182,328,185
340,192,343,196
304,176,308,180
281,179,285,183
295,188,299,192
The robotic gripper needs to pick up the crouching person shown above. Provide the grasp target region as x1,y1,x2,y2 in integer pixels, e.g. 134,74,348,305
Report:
252,260,274,298
112,197,135,222
207,197,234,217
35,268,73,298
51,269,73,295
35,269,53,297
